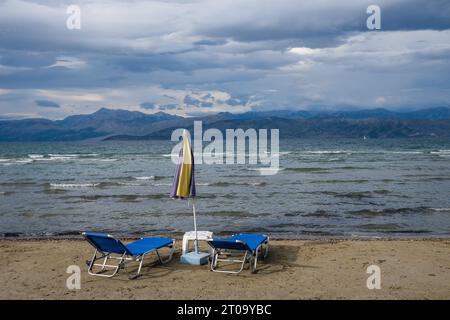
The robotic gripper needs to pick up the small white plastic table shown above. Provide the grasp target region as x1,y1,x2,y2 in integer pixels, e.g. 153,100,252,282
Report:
182,231,214,255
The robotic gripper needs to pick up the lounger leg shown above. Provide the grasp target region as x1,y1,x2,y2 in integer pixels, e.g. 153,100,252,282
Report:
155,240,176,264
209,249,218,271
210,250,248,274
261,238,269,259
87,251,126,278
100,255,109,271
129,254,145,280
155,250,162,263
129,240,176,279
212,249,218,268
137,254,145,275
239,251,248,273
250,247,259,273
86,249,98,274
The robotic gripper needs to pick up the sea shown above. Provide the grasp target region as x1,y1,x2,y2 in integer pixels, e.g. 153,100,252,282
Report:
0,138,449,239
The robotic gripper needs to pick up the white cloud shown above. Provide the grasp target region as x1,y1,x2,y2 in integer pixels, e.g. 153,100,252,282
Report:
375,97,386,106
289,47,321,55
48,56,86,69
36,90,104,103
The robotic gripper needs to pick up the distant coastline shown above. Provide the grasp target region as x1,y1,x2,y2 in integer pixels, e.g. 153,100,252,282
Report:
1,107,450,141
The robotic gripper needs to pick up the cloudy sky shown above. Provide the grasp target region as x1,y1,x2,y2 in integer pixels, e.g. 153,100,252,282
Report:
0,0,449,119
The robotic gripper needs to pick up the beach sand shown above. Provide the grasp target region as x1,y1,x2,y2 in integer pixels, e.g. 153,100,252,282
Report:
0,239,449,299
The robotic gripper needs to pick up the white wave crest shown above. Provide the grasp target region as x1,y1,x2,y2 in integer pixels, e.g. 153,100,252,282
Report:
28,154,44,159
50,183,99,188
430,208,450,212
134,176,155,180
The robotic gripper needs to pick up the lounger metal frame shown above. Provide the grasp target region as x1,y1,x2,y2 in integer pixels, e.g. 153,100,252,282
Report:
208,236,269,274
83,233,175,279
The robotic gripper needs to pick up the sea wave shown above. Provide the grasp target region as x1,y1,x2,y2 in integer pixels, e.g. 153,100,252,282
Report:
299,150,430,156
357,223,405,231
346,207,443,217
134,176,155,180
429,208,450,212
132,175,168,181
164,152,289,158
15,159,34,164
48,153,98,157
247,167,284,174
117,182,142,186
209,181,267,187
302,210,339,218
309,179,369,184
28,154,44,159
285,167,328,173
27,153,102,162
302,150,350,154
49,183,100,189
194,210,256,217
262,151,291,156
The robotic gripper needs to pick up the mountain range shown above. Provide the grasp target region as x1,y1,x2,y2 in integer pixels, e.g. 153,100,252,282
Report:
1,107,450,141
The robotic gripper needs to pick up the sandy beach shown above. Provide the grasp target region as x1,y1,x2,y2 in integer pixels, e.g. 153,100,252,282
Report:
0,238,449,300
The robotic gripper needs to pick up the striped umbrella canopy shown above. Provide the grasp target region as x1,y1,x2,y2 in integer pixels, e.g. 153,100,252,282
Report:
170,130,200,253
170,129,196,199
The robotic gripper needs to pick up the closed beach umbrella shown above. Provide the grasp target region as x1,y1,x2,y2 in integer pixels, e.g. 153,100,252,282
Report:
170,130,199,253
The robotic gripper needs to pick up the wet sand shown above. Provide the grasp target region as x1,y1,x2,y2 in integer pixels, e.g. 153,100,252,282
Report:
0,239,449,299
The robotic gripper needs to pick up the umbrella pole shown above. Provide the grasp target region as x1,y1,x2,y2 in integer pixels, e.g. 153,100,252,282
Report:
192,199,198,254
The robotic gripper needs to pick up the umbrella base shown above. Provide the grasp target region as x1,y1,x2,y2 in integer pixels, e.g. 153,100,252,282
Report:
180,251,210,265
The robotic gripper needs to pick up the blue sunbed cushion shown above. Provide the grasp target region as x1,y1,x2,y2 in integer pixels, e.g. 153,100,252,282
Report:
230,234,268,251
125,237,173,256
83,232,130,255
209,233,268,252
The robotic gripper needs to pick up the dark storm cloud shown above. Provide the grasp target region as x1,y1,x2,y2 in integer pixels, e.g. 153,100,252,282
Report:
184,95,213,108
35,100,60,108
0,50,56,68
194,39,228,46
0,0,449,119
382,0,450,31
140,102,157,109
159,103,178,110
225,98,242,106
196,0,450,45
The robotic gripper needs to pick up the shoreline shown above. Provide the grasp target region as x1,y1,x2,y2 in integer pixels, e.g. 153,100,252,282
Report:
1,238,449,299
1,234,450,241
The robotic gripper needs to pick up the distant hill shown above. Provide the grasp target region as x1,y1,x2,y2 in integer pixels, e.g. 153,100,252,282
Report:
105,117,450,140
1,107,450,141
0,108,182,141
104,107,450,140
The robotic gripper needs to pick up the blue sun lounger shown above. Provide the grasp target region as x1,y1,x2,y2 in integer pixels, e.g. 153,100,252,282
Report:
82,232,175,279
207,233,269,274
